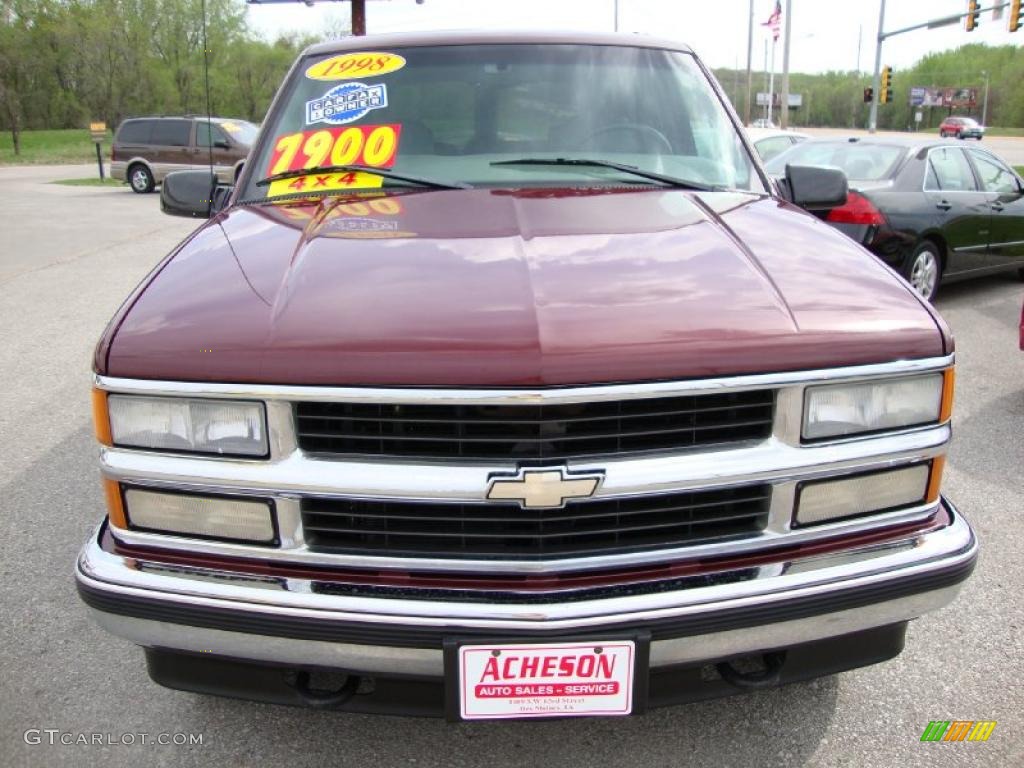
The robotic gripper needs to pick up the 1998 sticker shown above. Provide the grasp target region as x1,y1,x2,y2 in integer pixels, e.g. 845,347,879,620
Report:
305,51,406,81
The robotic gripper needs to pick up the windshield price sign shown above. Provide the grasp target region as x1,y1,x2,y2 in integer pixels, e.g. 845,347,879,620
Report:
267,124,402,176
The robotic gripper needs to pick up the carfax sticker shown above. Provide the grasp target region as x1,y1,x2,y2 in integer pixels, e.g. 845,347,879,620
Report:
267,124,402,175
306,82,387,125
306,52,407,81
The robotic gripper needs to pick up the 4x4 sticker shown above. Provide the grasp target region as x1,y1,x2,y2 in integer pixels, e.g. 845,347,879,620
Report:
306,82,387,126
267,124,402,175
266,171,383,198
306,52,406,81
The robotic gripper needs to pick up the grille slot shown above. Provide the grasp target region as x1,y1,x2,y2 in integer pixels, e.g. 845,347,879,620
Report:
295,390,775,460
301,485,771,559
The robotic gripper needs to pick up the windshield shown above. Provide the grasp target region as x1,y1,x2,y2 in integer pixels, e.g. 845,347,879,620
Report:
218,120,259,146
241,44,762,200
764,141,906,181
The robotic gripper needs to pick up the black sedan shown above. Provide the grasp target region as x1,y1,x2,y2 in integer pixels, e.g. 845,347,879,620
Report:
765,137,1024,301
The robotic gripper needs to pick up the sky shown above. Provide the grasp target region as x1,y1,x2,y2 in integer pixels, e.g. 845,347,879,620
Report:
245,0,1023,75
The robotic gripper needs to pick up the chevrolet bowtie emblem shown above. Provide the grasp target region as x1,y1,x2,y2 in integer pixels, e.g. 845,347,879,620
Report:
486,467,604,509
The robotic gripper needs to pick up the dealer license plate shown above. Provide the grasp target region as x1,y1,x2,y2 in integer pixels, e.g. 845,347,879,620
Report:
454,640,636,720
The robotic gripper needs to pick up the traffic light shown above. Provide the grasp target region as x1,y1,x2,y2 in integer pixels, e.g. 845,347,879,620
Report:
879,66,892,104
1010,0,1022,33
863,87,873,103
966,0,980,31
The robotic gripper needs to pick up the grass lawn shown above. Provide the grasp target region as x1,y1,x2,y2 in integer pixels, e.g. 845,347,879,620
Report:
0,128,113,165
1016,166,1024,176
50,177,124,187
987,127,1024,138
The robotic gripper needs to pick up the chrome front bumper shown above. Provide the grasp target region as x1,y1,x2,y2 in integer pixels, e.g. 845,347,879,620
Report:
76,500,976,678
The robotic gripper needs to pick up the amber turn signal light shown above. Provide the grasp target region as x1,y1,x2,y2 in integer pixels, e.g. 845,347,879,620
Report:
92,388,112,446
940,368,955,423
926,455,946,505
103,478,127,529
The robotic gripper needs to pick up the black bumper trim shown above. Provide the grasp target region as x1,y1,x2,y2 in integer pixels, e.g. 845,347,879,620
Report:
143,623,909,716
77,550,975,649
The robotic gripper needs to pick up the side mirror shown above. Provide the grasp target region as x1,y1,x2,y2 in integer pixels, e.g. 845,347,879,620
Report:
214,139,231,149
161,170,231,218
784,164,849,210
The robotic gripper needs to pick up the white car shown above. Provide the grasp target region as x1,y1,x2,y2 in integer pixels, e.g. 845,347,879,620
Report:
746,127,811,162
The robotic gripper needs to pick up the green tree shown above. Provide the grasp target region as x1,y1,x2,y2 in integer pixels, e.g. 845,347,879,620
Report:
715,43,1024,131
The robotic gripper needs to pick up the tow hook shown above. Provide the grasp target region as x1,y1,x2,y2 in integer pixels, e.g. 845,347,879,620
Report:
715,651,787,690
286,669,361,708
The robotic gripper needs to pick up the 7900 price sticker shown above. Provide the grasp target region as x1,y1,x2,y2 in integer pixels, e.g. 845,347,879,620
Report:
266,124,402,176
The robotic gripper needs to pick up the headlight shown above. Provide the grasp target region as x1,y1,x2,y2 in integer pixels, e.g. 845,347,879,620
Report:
802,373,947,440
106,395,268,457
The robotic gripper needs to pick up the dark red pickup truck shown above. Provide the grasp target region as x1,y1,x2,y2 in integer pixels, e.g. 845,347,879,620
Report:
78,31,975,720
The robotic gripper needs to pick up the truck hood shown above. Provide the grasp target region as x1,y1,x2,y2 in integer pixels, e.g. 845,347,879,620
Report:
102,188,946,386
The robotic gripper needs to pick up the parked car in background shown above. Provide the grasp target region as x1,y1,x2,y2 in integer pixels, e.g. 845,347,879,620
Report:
111,116,259,193
939,116,984,140
765,137,1024,301
746,128,810,162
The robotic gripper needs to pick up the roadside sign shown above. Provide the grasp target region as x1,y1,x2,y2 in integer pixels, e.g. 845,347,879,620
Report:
915,111,923,123
89,121,107,180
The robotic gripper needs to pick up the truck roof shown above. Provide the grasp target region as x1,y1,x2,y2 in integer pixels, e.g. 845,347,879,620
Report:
303,29,695,58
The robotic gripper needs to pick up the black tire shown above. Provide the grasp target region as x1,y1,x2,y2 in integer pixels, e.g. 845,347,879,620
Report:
128,163,154,194
902,240,943,302
939,130,947,138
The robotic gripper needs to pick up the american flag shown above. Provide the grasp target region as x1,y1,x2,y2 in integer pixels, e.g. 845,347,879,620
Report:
762,0,782,41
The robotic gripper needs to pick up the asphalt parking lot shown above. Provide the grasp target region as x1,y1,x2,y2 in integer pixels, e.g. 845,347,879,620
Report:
2,164,1022,768
799,127,1024,166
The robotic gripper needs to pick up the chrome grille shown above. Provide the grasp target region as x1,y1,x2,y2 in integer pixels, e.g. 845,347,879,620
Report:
301,485,772,559
294,390,775,460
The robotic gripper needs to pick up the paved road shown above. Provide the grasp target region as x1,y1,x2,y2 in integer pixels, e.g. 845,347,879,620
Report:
797,126,1024,165
2,165,1022,767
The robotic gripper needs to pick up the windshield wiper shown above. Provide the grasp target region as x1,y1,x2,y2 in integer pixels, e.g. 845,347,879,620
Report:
490,158,717,191
256,165,471,190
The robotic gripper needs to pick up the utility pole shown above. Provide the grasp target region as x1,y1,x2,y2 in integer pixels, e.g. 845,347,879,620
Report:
351,0,365,35
780,0,793,128
981,70,990,124
614,0,619,31
733,56,740,106
763,39,769,121
744,0,754,125
868,0,886,132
